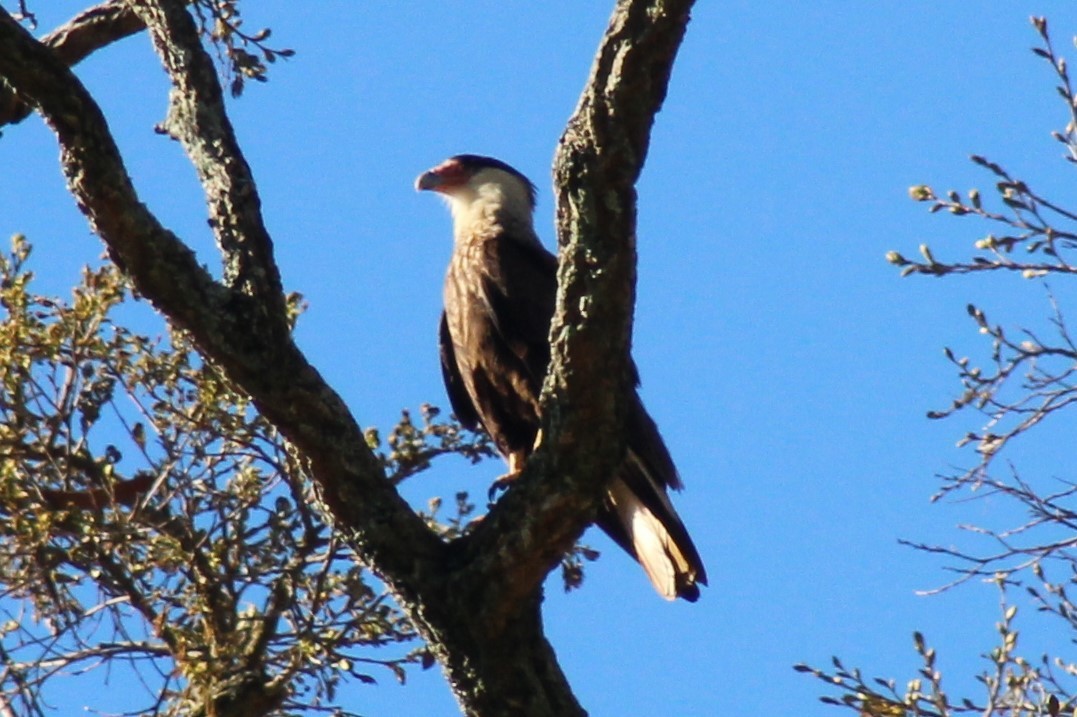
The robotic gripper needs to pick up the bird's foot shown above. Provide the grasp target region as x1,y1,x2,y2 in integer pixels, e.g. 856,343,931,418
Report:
487,469,523,503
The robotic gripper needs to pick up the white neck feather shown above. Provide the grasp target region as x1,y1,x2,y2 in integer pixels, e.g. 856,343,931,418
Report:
446,168,536,244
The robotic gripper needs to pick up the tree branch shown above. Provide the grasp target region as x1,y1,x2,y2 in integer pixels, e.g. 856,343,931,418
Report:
129,0,286,313
0,4,443,607
0,0,148,128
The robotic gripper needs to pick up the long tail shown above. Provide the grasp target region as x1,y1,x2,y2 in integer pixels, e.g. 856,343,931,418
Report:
599,451,708,601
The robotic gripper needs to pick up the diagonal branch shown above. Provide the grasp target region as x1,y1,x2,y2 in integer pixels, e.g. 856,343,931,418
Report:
0,5,443,607
0,10,228,337
129,0,286,314
458,0,696,608
0,0,148,128
42,0,145,65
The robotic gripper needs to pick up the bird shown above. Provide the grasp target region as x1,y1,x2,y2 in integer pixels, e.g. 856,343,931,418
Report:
416,154,707,601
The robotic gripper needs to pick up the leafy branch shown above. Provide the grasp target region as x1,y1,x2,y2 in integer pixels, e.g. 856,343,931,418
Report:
0,236,492,715
188,0,294,97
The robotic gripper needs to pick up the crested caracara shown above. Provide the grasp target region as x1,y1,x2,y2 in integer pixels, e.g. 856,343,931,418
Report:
416,154,707,601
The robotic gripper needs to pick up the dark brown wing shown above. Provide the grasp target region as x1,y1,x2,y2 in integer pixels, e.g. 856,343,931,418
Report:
440,232,558,456
439,311,482,431
626,393,681,490
479,234,559,392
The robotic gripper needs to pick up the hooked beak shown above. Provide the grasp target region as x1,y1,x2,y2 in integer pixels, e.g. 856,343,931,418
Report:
415,158,469,194
415,170,445,192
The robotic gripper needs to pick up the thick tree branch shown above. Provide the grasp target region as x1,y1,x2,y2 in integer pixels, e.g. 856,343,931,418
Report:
0,0,147,127
43,0,144,64
459,0,695,606
129,0,286,313
0,5,443,607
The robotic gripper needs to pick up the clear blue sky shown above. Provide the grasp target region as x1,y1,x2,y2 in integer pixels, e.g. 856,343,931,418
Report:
3,1,1077,714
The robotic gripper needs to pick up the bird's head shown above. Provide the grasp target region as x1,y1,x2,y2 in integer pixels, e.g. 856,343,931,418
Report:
416,155,537,231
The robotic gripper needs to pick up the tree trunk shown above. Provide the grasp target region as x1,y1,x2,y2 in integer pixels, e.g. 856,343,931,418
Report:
416,587,586,717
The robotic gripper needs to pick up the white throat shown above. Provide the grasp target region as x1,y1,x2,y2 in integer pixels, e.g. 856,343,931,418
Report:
447,168,535,243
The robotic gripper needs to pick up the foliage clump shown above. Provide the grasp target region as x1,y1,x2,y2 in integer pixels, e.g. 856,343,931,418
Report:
0,236,429,715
